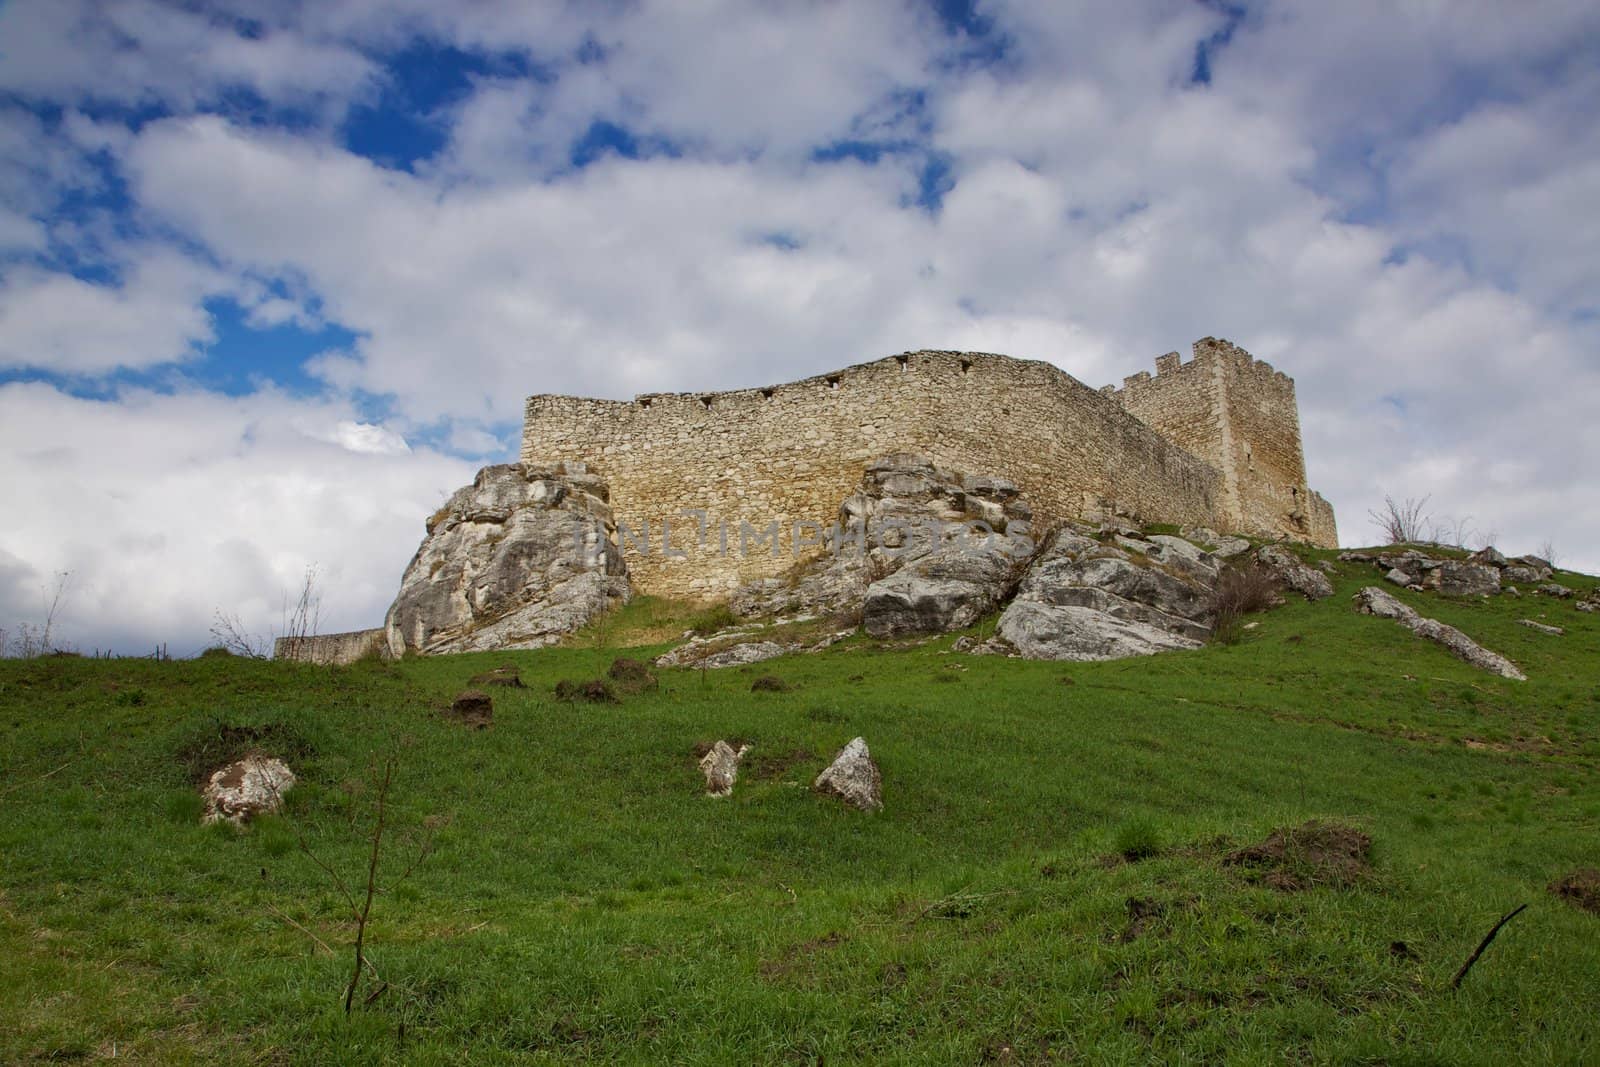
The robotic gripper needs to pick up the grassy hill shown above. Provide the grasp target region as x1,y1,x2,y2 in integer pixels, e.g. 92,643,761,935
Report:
3,546,1599,1063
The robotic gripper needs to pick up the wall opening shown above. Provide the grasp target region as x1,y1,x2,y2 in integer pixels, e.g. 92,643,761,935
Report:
825,374,841,390
639,397,652,409
700,396,713,409
760,387,774,400
895,354,910,370
960,358,972,374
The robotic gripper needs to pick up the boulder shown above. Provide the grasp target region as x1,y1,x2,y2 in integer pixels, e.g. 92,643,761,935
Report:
202,756,295,825
1535,582,1574,599
699,741,750,798
1503,565,1546,584
1255,545,1334,600
733,455,1035,635
384,463,628,656
814,737,883,812
988,531,1214,661
1384,568,1412,587
656,638,791,670
1518,619,1565,636
1469,547,1508,567
1352,587,1525,680
1422,561,1501,597
1143,535,1221,583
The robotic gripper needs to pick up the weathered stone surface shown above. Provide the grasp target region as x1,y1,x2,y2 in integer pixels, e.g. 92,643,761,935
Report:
656,638,791,670
1384,567,1413,587
1255,545,1334,600
1352,587,1525,680
1470,547,1508,567
1422,561,1501,597
444,690,493,728
699,741,750,798
1144,534,1222,583
1503,565,1544,584
384,463,628,656
733,455,1034,636
1535,582,1574,599
1519,619,1565,636
996,601,1204,660
202,756,295,825
814,737,883,812
988,531,1214,660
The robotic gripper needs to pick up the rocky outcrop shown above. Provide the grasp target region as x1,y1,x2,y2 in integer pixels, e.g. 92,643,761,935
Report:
699,741,749,798
990,530,1216,660
384,463,628,656
1352,587,1525,680
1255,544,1334,600
814,737,883,812
202,756,295,825
1348,546,1504,598
733,455,1033,637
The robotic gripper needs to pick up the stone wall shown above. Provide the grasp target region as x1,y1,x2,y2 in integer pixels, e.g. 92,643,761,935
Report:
274,628,388,665
1112,338,1338,547
521,345,1334,601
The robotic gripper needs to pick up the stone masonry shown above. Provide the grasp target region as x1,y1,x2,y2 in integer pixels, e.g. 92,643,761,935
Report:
521,340,1337,600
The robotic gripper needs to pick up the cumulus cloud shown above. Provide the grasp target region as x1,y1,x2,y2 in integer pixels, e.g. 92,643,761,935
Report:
0,382,472,655
2,0,1598,655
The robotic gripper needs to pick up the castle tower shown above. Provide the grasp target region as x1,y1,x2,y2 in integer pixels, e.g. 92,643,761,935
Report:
1112,338,1336,545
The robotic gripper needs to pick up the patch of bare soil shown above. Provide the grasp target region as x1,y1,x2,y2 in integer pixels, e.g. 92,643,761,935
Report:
1549,869,1600,914
444,690,493,729
750,674,790,692
1224,820,1374,891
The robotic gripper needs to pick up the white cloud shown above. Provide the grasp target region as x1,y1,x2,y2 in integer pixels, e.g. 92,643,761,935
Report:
0,382,473,654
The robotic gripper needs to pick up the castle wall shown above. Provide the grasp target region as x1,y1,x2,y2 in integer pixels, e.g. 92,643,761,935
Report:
522,351,1229,599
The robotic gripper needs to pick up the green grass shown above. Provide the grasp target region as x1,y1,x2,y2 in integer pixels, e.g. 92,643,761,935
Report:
2,554,1599,1063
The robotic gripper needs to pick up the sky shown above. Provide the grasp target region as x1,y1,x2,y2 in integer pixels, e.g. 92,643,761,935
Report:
2,0,1598,655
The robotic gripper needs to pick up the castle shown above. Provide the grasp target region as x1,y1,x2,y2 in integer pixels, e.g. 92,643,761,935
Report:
522,337,1337,600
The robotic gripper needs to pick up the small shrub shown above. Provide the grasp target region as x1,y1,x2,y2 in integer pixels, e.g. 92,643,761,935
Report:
687,604,738,636
1114,818,1163,861
1210,563,1281,644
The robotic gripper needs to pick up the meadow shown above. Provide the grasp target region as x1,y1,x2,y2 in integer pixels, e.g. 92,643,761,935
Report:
2,548,1598,1064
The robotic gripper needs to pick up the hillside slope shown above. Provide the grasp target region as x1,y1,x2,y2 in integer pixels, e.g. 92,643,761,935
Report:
2,548,1598,1063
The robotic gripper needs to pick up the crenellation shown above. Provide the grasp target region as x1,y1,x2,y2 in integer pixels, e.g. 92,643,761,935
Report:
521,341,1336,600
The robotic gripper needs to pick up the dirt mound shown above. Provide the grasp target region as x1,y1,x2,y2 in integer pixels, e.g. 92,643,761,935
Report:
1549,869,1600,913
607,657,658,694
468,666,523,688
554,678,618,703
750,675,790,692
445,690,493,728
1225,820,1373,891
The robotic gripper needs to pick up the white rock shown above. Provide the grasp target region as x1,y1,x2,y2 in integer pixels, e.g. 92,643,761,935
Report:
699,741,750,797
814,738,883,812
202,756,295,825
1352,587,1525,680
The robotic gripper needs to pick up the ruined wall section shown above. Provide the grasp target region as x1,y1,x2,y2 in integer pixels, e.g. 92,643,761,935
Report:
1112,338,1337,547
523,352,1226,599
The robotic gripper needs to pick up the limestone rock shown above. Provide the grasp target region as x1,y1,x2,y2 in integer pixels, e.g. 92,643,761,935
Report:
1503,565,1545,584
1422,561,1501,598
1352,587,1525,680
202,756,295,825
384,463,629,655
1255,545,1334,600
655,636,791,670
733,455,1035,635
996,600,1204,660
814,737,883,812
699,741,750,798
1384,567,1412,587
1535,582,1574,599
1519,619,1565,636
988,531,1214,661
1470,547,1508,567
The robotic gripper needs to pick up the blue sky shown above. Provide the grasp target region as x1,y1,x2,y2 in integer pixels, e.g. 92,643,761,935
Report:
1,0,1598,653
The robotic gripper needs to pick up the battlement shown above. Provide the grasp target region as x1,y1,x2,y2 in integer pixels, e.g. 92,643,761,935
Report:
522,342,1336,599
